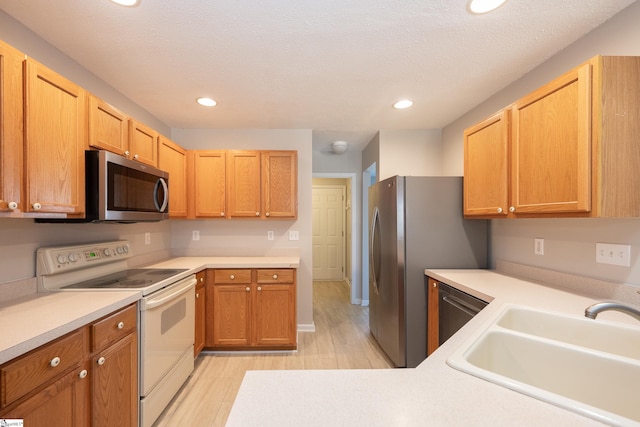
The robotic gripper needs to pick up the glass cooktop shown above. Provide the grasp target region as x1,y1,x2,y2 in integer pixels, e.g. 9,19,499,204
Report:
62,268,188,289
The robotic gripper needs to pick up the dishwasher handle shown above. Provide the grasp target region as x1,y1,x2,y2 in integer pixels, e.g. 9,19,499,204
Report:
441,294,483,318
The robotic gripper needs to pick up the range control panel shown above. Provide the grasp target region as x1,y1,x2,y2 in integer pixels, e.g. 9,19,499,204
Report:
37,241,132,275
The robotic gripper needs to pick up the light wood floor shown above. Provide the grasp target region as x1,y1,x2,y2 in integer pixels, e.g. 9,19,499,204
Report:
154,280,394,426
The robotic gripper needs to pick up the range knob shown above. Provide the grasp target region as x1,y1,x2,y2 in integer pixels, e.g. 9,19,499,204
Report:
68,253,79,263
56,254,68,264
103,248,112,257
116,246,124,255
122,245,129,254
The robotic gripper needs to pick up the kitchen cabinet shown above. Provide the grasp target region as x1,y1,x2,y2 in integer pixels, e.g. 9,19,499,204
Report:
188,150,227,218
159,136,188,218
0,40,24,215
206,268,297,350
227,150,297,219
0,304,138,426
129,119,159,167
464,55,640,218
88,94,130,157
426,277,439,356
24,57,86,216
194,270,207,357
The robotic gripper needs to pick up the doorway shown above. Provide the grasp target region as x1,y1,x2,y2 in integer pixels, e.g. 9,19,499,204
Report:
312,184,345,281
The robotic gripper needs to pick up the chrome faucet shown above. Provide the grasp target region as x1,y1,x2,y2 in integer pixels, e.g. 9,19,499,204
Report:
585,301,640,322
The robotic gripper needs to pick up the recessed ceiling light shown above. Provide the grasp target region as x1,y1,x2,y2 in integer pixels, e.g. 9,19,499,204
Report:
393,99,413,109
467,0,508,14
196,97,217,107
109,0,140,6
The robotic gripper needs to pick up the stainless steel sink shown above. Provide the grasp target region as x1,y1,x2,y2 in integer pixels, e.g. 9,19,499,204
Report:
447,304,640,426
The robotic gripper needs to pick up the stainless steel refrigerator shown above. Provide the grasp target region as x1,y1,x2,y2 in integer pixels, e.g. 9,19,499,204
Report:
368,176,487,368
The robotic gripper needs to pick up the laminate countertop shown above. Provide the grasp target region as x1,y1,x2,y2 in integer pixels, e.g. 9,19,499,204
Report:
227,268,640,427
0,256,300,365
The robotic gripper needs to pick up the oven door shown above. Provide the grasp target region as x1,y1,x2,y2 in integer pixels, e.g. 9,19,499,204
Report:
139,274,196,396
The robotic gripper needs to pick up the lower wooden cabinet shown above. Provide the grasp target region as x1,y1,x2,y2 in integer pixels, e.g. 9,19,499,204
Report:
0,304,138,426
194,270,207,357
205,268,297,350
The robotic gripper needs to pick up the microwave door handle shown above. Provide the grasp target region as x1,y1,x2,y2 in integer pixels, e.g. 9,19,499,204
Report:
154,178,169,212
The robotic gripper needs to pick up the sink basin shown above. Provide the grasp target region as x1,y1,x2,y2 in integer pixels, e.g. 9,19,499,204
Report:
448,304,640,426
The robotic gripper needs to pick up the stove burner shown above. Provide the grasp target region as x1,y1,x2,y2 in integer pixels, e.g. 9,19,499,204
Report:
61,268,188,290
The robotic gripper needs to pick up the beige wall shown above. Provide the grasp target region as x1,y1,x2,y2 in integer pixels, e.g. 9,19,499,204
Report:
441,1,640,287
378,129,443,179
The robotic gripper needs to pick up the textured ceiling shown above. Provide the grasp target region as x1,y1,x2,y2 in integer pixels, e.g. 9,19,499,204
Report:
0,0,636,151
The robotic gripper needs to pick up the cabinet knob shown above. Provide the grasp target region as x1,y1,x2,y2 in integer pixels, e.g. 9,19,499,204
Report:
8,201,18,210
199,277,204,282
230,274,235,280
32,202,42,210
257,286,262,291
79,369,88,379
134,154,139,159
246,287,250,292
497,207,503,214
50,356,61,368
272,274,278,279
196,293,200,298
117,321,125,330
266,212,270,217
124,150,130,157
432,282,437,288
97,357,106,366
255,212,260,216
509,206,515,213
220,212,225,217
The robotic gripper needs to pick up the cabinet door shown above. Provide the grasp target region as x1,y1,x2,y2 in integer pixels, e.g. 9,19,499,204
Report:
426,277,439,356
0,40,23,214
91,332,138,427
227,150,261,218
128,119,158,166
0,365,90,427
254,283,296,347
189,150,226,218
262,151,297,218
511,62,592,215
211,283,252,347
463,110,510,217
194,272,206,357
88,95,129,156
24,58,86,215
159,137,188,218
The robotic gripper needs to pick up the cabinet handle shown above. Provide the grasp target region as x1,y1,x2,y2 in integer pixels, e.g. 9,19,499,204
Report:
509,206,515,213
8,201,18,210
50,356,61,367
246,287,250,292
497,207,503,214
79,369,88,379
97,357,106,366
272,274,278,279
230,274,235,280
255,212,260,216
257,286,262,291
117,321,125,329
266,212,270,217
32,202,42,211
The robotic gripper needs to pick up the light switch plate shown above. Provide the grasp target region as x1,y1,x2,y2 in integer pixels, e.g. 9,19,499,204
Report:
192,230,200,241
596,243,630,267
289,230,299,241
145,232,150,245
534,238,544,255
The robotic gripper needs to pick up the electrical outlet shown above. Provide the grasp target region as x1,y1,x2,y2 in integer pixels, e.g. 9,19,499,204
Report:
534,238,544,255
289,230,299,241
267,231,274,241
144,232,150,245
192,230,200,241
596,243,631,267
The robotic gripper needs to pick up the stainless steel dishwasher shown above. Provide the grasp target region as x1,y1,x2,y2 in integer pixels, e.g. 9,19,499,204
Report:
438,282,488,346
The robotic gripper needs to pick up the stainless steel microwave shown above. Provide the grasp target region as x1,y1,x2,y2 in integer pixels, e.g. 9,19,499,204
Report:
38,150,169,223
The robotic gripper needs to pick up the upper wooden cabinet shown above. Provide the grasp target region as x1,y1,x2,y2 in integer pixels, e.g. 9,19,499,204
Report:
464,55,640,218
88,95,129,157
129,119,158,167
227,150,297,219
188,150,227,218
0,40,23,214
158,136,188,218
24,58,86,216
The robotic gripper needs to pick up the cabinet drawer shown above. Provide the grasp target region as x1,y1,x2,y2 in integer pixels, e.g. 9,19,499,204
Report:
0,329,84,408
214,269,252,284
257,269,294,284
91,304,137,352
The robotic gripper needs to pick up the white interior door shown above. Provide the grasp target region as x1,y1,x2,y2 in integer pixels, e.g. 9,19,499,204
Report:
312,186,345,280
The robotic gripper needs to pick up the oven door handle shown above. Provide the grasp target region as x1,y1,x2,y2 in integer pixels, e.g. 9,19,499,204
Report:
141,276,197,310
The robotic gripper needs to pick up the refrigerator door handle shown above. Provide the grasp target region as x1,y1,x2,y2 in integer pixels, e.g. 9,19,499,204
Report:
370,206,381,295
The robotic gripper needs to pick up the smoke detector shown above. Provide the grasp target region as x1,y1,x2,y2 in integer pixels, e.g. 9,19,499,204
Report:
332,140,349,154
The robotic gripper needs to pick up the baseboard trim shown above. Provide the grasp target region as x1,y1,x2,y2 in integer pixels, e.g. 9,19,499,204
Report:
297,322,316,333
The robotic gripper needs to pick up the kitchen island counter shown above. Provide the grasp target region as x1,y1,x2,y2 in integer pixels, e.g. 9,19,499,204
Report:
227,267,640,426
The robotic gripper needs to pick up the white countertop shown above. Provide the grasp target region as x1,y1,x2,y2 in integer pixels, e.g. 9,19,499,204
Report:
227,269,640,426
0,256,300,365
